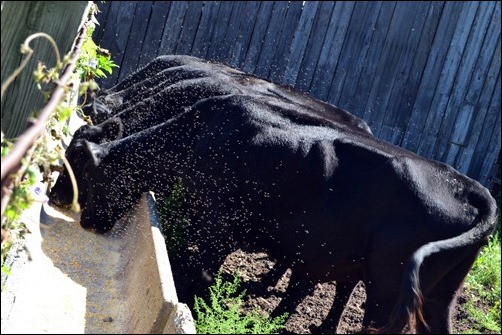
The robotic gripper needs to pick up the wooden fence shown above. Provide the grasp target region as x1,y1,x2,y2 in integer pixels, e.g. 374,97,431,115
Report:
1,1,90,138
92,1,501,191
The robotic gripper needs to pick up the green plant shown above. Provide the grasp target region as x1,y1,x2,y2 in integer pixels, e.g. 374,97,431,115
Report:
75,5,117,96
193,271,288,334
1,2,118,271
1,127,63,266
1,134,34,266
156,178,190,254
461,232,501,334
77,32,117,82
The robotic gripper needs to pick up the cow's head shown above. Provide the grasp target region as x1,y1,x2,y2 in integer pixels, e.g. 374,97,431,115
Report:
82,98,114,125
78,140,142,233
49,117,124,208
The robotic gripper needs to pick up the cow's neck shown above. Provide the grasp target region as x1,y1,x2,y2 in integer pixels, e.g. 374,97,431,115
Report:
106,106,209,194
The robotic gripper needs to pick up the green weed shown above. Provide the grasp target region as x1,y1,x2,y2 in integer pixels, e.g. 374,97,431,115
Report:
461,232,501,334
156,178,190,254
193,271,288,334
1,2,117,272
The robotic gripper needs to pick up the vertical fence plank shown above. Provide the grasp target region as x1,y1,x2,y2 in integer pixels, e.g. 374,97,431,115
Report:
454,25,500,176
377,1,433,143
436,1,497,164
206,2,235,62
254,1,290,78
97,1,138,88
295,1,336,92
158,1,189,55
478,94,501,188
467,68,501,182
191,1,221,58
336,1,385,118
394,2,445,146
118,1,153,81
218,1,247,65
268,1,303,82
175,1,204,56
93,1,111,44
138,1,171,67
415,1,480,158
310,1,355,101
401,1,464,153
348,1,396,119
241,1,275,73
281,1,319,86
228,1,262,68
363,1,426,136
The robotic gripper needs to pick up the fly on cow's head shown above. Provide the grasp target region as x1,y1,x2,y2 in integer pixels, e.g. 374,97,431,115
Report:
49,139,89,208
49,118,124,208
75,117,124,143
98,117,124,142
82,98,115,124
78,140,141,234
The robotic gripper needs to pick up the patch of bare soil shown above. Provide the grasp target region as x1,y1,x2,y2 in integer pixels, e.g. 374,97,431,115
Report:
212,248,489,334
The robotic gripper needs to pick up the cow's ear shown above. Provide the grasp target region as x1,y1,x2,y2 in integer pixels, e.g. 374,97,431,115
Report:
100,117,124,142
82,140,109,169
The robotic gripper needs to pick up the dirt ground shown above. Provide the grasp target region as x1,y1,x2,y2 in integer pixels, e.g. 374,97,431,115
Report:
203,248,491,334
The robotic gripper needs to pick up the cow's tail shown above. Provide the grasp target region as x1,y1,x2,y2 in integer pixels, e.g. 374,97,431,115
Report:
372,188,498,334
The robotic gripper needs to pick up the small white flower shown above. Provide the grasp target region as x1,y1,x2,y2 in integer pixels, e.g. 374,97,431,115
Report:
87,58,98,69
33,186,49,203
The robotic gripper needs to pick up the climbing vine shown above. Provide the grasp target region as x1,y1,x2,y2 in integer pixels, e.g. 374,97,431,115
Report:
1,2,117,271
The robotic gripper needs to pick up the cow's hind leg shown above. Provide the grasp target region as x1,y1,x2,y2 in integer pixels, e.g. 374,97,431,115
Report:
417,246,481,334
362,252,407,333
363,278,402,332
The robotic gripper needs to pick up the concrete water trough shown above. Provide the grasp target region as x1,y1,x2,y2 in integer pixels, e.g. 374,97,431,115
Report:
1,184,196,334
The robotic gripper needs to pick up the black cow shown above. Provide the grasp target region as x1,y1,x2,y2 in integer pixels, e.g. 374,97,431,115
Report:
76,87,497,334
84,55,373,134
50,55,372,208
49,117,124,207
